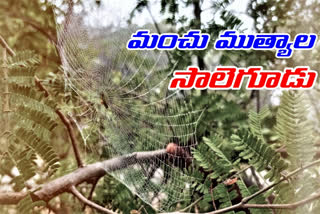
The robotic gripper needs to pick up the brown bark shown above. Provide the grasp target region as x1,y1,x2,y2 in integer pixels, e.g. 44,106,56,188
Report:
0,149,166,205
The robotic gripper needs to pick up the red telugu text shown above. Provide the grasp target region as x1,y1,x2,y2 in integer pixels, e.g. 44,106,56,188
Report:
168,66,317,90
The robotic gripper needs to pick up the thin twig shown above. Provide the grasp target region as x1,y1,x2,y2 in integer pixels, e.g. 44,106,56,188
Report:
242,161,320,204
34,77,50,97
69,186,116,214
243,191,320,209
224,165,252,182
210,184,217,210
145,3,172,64
164,191,320,214
55,109,84,168
6,10,57,44
256,91,260,112
177,197,203,213
250,166,263,188
82,177,100,210
0,35,15,56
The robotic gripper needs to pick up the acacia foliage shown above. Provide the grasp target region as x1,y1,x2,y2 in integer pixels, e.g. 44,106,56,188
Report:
1,0,320,213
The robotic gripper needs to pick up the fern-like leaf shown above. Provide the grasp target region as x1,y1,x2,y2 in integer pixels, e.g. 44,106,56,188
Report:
4,50,39,68
249,106,270,139
14,128,60,176
8,144,37,191
275,91,315,167
231,129,288,181
213,183,245,214
193,135,236,181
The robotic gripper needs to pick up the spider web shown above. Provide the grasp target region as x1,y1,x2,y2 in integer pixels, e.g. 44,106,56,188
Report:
55,2,203,211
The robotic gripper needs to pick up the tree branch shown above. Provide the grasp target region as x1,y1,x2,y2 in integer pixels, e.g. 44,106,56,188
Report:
20,17,57,44
162,159,320,214
0,36,15,56
145,4,171,63
70,185,116,214
164,191,320,214
55,109,84,168
0,192,27,205
243,191,320,209
0,149,166,205
3,152,317,213
6,11,57,44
